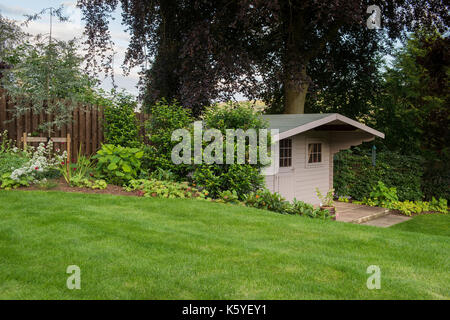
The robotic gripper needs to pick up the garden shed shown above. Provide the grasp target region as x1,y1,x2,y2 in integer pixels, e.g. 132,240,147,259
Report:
262,113,384,204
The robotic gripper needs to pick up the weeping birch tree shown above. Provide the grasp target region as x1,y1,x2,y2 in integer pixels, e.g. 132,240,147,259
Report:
0,6,98,135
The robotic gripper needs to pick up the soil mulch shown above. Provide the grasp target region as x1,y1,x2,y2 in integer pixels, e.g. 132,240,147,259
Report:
19,178,141,197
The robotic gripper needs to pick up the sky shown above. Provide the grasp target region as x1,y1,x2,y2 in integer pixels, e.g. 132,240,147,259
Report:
0,0,140,95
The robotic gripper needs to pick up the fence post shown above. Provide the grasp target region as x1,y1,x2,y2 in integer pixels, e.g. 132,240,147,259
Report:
67,133,71,168
22,132,27,149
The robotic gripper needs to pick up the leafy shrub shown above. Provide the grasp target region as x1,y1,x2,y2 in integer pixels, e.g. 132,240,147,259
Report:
0,152,29,177
421,166,450,201
368,181,399,207
290,200,331,219
334,149,424,201
192,103,269,199
93,144,144,185
103,91,140,148
243,189,291,214
243,189,333,219
0,130,30,183
217,190,240,204
143,101,269,197
125,179,209,199
428,197,448,214
355,181,448,216
385,198,447,216
390,198,448,216
143,99,193,178
193,163,264,200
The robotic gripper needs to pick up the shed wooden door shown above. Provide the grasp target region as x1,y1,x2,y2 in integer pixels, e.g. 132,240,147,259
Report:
276,168,295,201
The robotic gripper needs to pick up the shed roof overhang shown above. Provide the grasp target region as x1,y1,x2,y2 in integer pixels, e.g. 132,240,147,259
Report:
261,113,384,140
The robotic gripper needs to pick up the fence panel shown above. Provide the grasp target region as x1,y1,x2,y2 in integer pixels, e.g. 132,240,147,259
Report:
0,90,149,159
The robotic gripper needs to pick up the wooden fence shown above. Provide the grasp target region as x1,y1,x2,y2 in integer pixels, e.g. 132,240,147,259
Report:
0,89,149,160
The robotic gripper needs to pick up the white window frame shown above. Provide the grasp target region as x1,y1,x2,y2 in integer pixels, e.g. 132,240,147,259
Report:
305,139,324,168
279,138,293,171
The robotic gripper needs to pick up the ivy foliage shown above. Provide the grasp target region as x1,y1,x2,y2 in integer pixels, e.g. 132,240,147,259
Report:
334,148,424,201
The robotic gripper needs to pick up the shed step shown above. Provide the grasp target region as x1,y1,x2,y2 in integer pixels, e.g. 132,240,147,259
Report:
351,209,390,224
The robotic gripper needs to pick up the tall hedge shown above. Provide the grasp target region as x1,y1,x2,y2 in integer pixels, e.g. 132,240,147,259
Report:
143,99,194,179
103,92,140,148
334,149,424,201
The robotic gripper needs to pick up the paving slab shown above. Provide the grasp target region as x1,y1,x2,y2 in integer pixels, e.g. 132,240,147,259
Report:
360,214,411,227
334,202,389,223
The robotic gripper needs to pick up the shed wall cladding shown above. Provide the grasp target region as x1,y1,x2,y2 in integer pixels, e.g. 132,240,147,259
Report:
264,131,332,204
292,131,331,204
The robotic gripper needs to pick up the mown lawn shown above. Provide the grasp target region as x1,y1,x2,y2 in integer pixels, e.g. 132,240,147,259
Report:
390,214,450,237
0,190,448,300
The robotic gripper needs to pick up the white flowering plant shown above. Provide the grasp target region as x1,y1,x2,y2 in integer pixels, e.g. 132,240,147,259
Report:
1,140,66,189
0,130,30,179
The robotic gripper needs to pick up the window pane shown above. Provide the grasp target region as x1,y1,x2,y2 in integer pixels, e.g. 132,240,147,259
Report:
280,139,292,167
308,143,322,164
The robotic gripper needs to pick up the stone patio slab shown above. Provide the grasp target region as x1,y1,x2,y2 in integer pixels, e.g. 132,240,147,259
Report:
335,202,389,223
334,201,411,227
360,214,411,227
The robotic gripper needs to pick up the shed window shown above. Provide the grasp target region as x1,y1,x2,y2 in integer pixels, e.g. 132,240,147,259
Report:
308,143,322,163
279,138,292,167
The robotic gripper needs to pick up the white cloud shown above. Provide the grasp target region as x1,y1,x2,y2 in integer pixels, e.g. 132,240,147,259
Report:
1,1,141,96
0,4,30,16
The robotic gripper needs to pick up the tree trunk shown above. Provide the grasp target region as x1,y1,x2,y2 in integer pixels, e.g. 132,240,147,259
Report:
283,63,309,114
284,81,309,114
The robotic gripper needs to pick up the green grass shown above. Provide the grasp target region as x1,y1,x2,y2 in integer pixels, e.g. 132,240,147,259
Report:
0,190,449,300
390,214,450,237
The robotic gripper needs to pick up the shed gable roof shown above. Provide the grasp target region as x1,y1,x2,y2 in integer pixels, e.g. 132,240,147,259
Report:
261,113,384,139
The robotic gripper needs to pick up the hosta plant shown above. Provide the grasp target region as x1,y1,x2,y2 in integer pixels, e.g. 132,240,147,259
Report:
93,144,144,185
